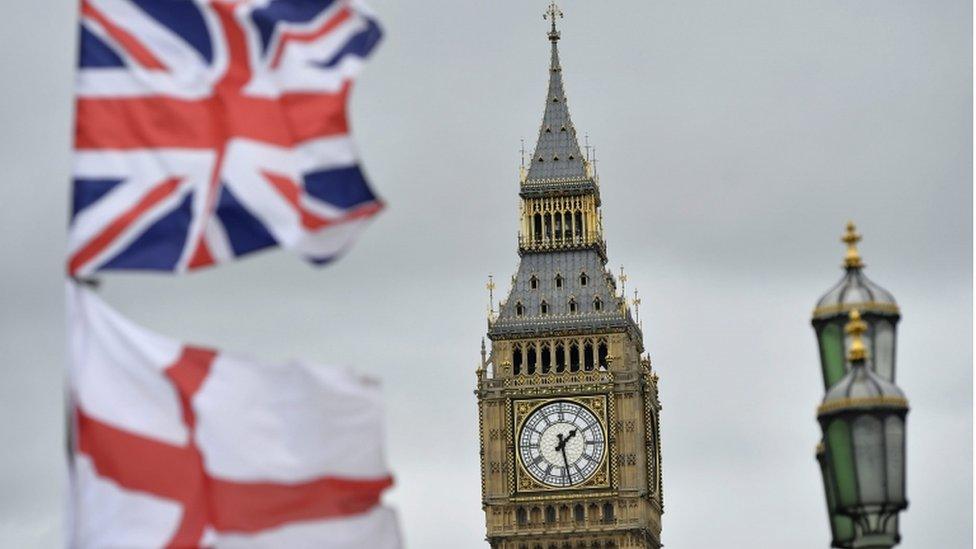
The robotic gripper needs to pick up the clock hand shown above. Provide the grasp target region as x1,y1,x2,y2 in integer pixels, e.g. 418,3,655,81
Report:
560,444,571,484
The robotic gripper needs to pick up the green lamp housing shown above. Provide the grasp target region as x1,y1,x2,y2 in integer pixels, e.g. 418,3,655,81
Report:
818,359,908,548
816,441,856,548
813,223,900,390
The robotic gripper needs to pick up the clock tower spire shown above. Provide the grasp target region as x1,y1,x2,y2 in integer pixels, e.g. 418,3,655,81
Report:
476,6,664,548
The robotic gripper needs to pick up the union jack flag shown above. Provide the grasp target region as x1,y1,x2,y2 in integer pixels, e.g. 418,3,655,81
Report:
69,0,384,276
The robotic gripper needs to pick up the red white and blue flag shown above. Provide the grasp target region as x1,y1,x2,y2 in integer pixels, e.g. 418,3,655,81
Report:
67,281,401,547
70,0,384,276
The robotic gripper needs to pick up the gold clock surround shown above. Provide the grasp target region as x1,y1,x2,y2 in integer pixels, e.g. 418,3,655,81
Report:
512,395,614,495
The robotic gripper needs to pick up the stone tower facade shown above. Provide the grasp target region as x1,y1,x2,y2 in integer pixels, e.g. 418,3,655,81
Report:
476,5,664,548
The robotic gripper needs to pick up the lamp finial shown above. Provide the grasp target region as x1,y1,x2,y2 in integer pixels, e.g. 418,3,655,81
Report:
845,309,869,362
842,221,864,269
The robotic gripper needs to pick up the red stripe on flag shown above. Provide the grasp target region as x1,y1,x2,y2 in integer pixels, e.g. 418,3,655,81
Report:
75,90,349,150
76,409,202,504
211,475,394,533
165,347,218,428
75,97,218,149
68,177,183,275
262,170,332,230
81,0,166,71
187,239,216,270
280,85,351,145
270,7,353,69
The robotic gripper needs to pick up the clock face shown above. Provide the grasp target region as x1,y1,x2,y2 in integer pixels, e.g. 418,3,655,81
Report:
518,400,606,488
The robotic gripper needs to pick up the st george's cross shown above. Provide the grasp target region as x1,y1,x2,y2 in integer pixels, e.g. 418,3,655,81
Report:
67,282,400,546
69,0,384,276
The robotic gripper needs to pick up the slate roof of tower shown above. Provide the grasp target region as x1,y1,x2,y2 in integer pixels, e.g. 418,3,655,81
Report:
489,250,641,343
525,32,587,182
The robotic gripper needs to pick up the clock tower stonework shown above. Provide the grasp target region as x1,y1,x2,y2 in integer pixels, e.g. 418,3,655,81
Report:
476,5,664,548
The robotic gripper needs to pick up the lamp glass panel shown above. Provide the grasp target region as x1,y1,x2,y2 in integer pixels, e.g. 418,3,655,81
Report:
884,415,905,503
853,415,885,504
886,514,899,537
827,419,857,507
819,446,856,544
873,320,895,382
820,323,846,389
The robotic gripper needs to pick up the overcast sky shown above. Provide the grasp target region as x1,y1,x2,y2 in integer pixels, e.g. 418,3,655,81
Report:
0,0,972,547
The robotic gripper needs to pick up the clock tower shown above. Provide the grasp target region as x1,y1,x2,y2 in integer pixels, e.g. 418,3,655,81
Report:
476,4,664,548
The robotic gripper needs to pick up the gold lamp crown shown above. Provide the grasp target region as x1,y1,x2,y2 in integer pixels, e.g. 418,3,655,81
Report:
842,221,864,269
844,309,869,362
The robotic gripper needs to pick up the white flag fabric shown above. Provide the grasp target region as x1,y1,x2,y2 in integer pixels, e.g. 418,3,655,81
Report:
66,282,400,548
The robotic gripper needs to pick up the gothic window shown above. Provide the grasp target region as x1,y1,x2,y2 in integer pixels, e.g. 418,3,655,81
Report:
579,272,589,286
583,342,594,371
512,344,523,375
515,301,524,316
587,503,599,524
533,214,542,242
568,298,577,313
573,503,585,522
554,214,562,241
544,506,556,523
544,214,552,242
559,504,570,522
575,211,584,239
593,297,602,311
541,344,551,374
516,507,527,526
598,342,608,369
530,507,541,524
527,345,537,375
554,274,564,288
555,343,566,373
563,211,572,240
529,276,538,290
569,343,580,372
602,502,615,523
540,300,549,315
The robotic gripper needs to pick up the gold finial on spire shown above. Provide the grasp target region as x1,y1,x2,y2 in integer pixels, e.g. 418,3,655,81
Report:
479,338,487,372
544,1,563,41
633,289,642,323
841,221,864,269
619,265,627,297
486,275,496,320
844,309,869,362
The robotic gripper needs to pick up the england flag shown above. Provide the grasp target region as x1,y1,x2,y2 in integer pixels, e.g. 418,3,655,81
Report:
66,281,401,547
70,0,384,276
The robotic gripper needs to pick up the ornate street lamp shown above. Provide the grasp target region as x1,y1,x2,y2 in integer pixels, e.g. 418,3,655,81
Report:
817,310,909,548
812,222,900,390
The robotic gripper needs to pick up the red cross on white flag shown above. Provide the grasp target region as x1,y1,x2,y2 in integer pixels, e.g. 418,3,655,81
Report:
66,282,400,548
